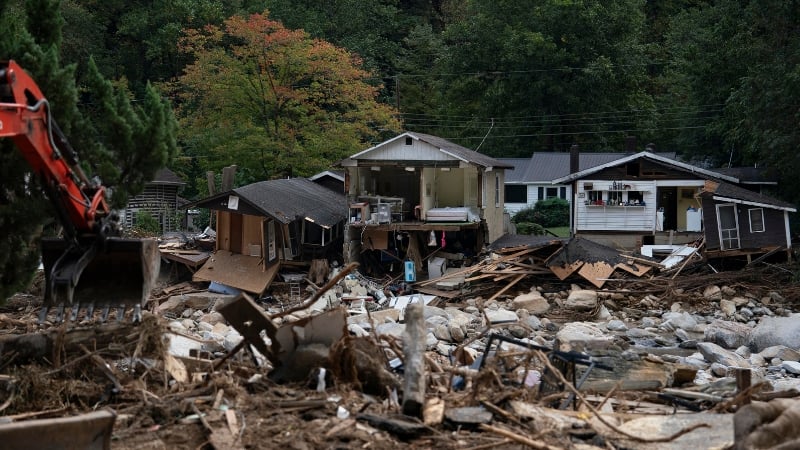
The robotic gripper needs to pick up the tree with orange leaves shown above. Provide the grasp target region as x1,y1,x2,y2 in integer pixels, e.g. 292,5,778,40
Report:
173,11,401,184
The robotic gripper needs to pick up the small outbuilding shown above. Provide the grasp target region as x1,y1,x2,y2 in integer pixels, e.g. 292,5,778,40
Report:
191,178,347,296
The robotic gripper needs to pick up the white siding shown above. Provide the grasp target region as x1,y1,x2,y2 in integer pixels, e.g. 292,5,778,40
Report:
574,180,657,232
357,139,458,162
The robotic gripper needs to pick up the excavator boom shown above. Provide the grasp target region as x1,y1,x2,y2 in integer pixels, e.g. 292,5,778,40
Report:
0,60,159,322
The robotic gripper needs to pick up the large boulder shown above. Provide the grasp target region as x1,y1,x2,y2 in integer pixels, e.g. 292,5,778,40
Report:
564,290,598,311
704,320,752,349
750,315,800,352
512,291,550,315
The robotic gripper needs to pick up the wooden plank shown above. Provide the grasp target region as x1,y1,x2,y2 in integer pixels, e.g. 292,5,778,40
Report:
487,274,525,301
193,250,278,294
615,263,651,277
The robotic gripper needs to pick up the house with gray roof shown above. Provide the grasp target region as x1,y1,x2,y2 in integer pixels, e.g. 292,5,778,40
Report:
500,151,676,216
338,131,513,279
549,151,794,259
191,178,347,295
699,179,795,260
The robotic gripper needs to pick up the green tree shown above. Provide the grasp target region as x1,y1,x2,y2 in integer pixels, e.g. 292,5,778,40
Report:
173,11,401,184
424,0,653,156
0,0,177,301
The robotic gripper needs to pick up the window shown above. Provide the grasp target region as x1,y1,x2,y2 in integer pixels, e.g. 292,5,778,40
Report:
505,185,527,203
560,186,566,199
587,191,603,205
749,208,765,233
627,190,644,205
608,191,624,205
545,187,558,199
405,137,412,145
537,187,544,201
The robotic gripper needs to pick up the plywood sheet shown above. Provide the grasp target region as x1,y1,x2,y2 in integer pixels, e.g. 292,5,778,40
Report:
577,261,615,288
549,261,584,281
193,250,278,294
363,229,389,250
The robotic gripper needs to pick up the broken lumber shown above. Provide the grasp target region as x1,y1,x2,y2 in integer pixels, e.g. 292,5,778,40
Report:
402,302,426,418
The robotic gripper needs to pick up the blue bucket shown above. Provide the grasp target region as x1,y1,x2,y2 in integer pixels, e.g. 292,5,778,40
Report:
404,260,416,282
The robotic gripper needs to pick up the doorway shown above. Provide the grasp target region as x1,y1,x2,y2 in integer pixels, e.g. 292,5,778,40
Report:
657,187,677,230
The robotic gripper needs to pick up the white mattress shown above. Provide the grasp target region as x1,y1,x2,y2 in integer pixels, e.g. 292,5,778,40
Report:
426,207,472,222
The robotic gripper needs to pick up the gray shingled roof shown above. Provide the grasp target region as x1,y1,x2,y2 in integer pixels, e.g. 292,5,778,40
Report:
705,180,795,212
499,152,677,183
233,178,347,226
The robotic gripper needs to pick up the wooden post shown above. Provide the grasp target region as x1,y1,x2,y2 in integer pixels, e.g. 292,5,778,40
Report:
402,302,425,418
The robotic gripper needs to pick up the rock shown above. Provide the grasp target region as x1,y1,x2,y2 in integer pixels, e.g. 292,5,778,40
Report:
769,291,785,303
425,333,439,349
526,315,542,331
555,322,615,352
223,331,243,351
199,311,225,325
508,325,528,339
703,285,722,300
735,346,751,358
607,319,628,332
445,407,492,426
704,320,751,349
511,291,550,315
750,315,800,352
432,324,451,341
449,324,466,343
719,299,736,317
212,322,229,335
444,307,474,328
749,353,766,367
564,290,598,311
486,309,518,323
197,321,214,332
660,311,700,332
696,342,750,368
759,345,800,362
376,322,406,340
182,308,194,318
781,361,800,375
181,319,195,330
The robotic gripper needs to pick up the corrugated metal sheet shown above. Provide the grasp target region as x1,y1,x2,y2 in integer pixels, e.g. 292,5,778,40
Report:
501,158,531,183
233,178,347,226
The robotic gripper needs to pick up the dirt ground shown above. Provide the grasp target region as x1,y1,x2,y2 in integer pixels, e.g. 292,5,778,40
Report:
1,261,799,449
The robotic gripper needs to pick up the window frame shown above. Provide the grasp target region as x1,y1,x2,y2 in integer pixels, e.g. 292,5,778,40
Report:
748,208,765,233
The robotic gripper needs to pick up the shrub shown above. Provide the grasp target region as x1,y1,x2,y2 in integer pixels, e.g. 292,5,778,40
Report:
133,210,161,235
515,222,546,235
512,198,569,228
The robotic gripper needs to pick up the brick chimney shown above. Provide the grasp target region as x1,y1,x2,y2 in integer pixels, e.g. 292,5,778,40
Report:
569,144,579,174
625,136,637,152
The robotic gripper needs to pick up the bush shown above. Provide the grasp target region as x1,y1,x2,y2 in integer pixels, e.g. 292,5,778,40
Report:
512,198,569,228
133,210,161,235
515,222,546,235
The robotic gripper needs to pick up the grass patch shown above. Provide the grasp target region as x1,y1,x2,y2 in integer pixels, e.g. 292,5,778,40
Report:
545,226,570,237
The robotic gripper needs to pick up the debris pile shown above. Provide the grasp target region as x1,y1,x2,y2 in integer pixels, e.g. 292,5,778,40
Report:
0,238,800,449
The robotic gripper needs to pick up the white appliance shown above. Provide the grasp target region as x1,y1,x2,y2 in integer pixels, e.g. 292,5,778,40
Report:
686,208,702,231
377,203,392,223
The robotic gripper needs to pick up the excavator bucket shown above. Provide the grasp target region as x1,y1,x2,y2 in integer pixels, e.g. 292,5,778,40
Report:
40,237,161,322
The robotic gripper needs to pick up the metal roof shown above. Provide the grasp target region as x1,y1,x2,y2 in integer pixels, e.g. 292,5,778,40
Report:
551,151,739,184
713,166,778,184
499,152,677,183
348,131,514,169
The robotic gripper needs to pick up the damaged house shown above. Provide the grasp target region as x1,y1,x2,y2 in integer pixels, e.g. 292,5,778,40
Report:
191,178,347,296
552,150,794,261
339,131,513,279
121,168,185,232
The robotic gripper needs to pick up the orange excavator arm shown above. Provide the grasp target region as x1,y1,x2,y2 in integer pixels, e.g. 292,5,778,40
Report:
0,60,112,239
0,60,159,323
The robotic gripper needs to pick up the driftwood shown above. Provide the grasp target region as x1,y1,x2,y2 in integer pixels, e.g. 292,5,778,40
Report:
0,322,140,364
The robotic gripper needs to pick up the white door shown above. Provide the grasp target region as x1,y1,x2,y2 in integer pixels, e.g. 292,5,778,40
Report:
716,204,740,250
